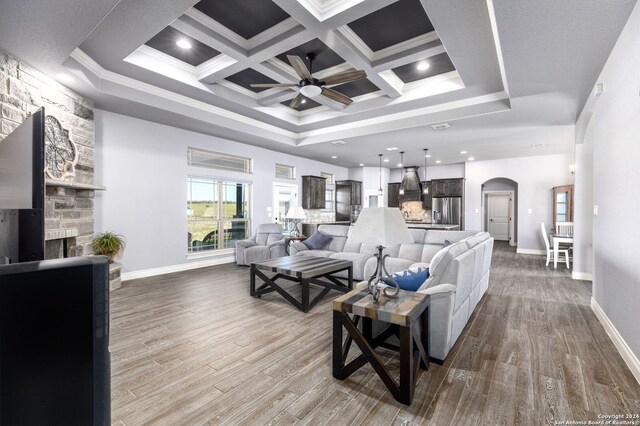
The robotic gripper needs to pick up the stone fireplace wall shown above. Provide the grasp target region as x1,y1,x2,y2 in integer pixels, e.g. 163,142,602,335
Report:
0,50,96,258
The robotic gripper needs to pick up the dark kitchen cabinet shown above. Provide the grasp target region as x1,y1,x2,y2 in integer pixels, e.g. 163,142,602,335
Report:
387,183,401,208
301,176,326,209
336,180,362,205
431,178,464,197
421,181,432,210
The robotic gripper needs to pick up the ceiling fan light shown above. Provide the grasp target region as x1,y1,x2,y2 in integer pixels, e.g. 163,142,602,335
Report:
300,85,322,98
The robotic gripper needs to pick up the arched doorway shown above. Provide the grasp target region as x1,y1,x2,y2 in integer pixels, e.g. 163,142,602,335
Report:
481,178,518,246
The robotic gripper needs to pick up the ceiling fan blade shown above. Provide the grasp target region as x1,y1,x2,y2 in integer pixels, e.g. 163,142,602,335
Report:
321,70,367,86
287,55,312,80
289,93,305,108
321,88,353,105
250,83,298,88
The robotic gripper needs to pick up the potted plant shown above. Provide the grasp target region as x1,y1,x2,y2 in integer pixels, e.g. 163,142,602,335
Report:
92,231,126,291
92,231,126,263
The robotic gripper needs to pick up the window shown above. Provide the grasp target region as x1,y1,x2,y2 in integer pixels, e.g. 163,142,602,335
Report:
188,147,252,173
187,177,251,253
323,189,334,211
320,172,334,184
275,163,295,180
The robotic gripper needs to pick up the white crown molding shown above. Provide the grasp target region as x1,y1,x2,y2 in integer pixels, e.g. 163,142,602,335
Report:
122,254,235,281
591,297,640,385
71,49,298,139
336,25,374,61
572,271,593,281
247,17,301,50
297,0,366,22
373,31,441,62
486,0,510,97
297,91,509,142
196,54,238,80
183,8,248,49
378,69,405,94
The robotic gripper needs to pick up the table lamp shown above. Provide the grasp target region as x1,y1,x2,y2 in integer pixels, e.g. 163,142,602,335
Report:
349,207,414,301
285,206,307,237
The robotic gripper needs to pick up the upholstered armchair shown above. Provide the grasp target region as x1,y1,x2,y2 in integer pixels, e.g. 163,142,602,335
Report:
235,223,286,266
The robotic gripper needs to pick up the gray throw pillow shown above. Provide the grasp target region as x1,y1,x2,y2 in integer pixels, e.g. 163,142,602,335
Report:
302,231,333,250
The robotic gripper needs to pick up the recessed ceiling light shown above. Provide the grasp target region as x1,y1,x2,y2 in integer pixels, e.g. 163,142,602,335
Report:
435,160,442,164
176,39,192,49
468,157,475,161
431,123,450,130
331,155,338,159
57,73,74,83
385,147,399,151
425,154,431,158
301,99,306,104
460,151,468,154
417,61,430,71
359,163,364,167
383,158,389,162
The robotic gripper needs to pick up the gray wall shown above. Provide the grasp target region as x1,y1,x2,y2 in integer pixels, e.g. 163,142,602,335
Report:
573,125,594,277
576,1,640,359
465,154,574,252
94,110,347,273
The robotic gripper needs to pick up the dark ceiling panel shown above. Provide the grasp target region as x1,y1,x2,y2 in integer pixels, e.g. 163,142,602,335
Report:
145,26,219,67
392,53,455,83
330,79,379,98
281,97,322,111
348,0,434,52
276,39,344,73
226,68,280,93
194,0,289,40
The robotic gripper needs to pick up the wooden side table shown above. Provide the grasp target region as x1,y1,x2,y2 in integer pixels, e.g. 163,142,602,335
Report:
332,288,430,405
284,235,307,255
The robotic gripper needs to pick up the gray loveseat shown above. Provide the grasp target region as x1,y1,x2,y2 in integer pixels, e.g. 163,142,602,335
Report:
290,224,494,361
235,223,286,266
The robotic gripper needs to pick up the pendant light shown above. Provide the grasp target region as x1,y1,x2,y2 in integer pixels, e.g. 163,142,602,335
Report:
398,151,405,195
377,154,383,196
423,148,429,194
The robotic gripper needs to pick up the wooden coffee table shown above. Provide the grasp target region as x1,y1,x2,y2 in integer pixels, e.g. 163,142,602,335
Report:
250,256,353,312
332,288,430,405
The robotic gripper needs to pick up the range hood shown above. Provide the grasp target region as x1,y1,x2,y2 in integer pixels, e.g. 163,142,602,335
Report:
399,166,423,202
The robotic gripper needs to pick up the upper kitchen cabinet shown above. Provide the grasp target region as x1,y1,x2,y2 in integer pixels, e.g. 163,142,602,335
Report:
387,183,401,208
431,178,464,197
336,180,362,206
421,181,432,210
301,175,326,209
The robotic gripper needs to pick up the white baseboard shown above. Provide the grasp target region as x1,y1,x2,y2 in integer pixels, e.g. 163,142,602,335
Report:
516,248,546,255
572,271,593,281
122,255,235,281
591,297,640,385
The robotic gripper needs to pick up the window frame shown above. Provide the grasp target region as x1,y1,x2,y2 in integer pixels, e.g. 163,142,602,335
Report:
275,163,296,180
188,147,253,174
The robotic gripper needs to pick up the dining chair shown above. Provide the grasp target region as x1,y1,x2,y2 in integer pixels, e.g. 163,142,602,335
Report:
556,222,574,236
541,223,569,267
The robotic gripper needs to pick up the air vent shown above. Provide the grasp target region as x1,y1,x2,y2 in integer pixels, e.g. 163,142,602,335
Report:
431,123,450,130
331,140,346,145
529,143,546,149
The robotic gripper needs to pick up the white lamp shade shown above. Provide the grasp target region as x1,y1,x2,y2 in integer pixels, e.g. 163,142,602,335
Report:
349,207,413,246
285,205,307,220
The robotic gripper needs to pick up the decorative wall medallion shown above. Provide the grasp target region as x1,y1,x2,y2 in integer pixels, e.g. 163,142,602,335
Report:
44,115,78,180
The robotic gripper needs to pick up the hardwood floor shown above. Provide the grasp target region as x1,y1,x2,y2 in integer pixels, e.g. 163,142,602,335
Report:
109,243,640,425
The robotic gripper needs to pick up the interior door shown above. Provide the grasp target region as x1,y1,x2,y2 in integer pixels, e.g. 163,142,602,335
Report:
488,194,510,241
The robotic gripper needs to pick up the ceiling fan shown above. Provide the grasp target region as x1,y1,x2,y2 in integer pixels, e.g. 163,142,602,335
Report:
250,53,367,108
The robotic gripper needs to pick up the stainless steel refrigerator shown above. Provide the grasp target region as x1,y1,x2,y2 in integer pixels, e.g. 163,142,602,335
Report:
432,197,462,226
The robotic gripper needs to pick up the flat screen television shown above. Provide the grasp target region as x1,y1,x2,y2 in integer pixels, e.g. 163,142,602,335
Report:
0,107,45,264
0,256,111,425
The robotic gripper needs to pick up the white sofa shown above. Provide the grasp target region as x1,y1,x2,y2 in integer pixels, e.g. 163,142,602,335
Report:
290,224,494,361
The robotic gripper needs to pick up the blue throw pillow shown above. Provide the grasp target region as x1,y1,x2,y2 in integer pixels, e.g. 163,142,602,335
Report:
302,231,333,250
382,267,430,292
443,239,453,247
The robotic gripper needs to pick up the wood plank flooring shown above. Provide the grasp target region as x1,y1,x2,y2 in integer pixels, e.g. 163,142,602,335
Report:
109,243,640,425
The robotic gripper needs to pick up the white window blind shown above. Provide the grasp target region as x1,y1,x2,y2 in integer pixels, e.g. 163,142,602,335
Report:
188,147,252,173
275,163,295,179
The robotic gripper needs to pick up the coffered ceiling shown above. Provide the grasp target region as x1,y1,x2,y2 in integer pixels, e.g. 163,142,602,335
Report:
0,0,637,167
